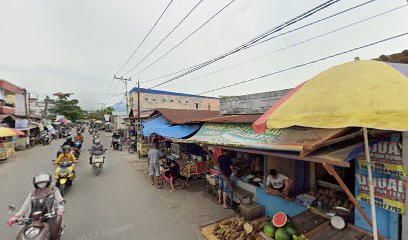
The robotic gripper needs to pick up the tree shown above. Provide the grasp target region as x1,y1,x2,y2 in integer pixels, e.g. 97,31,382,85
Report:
104,106,114,115
50,94,85,122
87,106,114,121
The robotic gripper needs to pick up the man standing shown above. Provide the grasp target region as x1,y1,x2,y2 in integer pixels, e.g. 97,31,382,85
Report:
148,144,163,185
218,150,233,209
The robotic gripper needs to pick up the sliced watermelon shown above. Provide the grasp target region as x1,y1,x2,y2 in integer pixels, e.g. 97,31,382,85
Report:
272,212,288,228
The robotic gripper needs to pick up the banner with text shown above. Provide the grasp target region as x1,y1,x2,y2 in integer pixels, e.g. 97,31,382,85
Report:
356,174,406,214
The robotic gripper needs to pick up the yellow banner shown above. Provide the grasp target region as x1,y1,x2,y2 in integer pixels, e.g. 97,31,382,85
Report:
358,160,407,177
357,193,405,214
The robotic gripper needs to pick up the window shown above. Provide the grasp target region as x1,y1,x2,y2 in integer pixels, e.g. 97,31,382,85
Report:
178,100,181,103
195,103,199,109
152,99,156,101
185,101,189,104
163,99,166,102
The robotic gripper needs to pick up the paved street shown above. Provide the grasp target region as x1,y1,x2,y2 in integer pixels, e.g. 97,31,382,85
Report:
0,132,233,240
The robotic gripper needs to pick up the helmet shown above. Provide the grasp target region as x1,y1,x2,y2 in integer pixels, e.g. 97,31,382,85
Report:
63,145,71,152
33,173,52,189
67,136,72,141
94,139,101,145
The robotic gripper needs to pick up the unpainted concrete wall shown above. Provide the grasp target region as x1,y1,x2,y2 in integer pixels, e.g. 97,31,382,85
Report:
220,89,292,115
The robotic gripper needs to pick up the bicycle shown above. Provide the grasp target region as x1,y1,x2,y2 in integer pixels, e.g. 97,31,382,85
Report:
155,165,185,190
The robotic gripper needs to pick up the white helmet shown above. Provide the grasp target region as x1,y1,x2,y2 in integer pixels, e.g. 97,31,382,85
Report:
33,173,52,189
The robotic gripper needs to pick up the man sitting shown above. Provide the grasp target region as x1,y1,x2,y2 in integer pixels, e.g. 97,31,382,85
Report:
266,169,294,198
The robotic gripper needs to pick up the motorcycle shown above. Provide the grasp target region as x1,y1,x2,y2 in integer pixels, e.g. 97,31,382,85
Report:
112,138,122,151
128,140,137,154
40,133,52,146
89,149,107,176
88,128,93,134
8,204,64,240
54,160,75,196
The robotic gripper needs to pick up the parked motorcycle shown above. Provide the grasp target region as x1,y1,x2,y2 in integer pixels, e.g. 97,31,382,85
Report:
40,132,52,146
54,161,75,196
8,205,64,240
89,149,107,176
128,140,137,154
112,138,122,151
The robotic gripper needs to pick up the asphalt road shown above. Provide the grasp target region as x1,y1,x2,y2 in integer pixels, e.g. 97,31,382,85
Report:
0,132,198,240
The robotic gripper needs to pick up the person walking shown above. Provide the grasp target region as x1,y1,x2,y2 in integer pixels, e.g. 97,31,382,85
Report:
148,144,163,185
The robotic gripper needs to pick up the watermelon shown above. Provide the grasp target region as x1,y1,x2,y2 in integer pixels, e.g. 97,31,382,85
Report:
263,223,276,238
272,212,289,228
275,228,291,240
285,225,298,236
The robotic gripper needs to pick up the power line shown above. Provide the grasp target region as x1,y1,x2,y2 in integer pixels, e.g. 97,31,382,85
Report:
122,0,205,77
130,0,240,78
165,4,407,87
114,0,174,76
193,32,408,96
150,0,379,89
147,0,345,88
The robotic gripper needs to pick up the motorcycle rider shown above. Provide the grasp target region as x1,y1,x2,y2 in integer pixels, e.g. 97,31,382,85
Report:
89,138,105,165
7,173,65,239
56,145,77,165
62,136,75,148
74,133,84,149
111,131,120,148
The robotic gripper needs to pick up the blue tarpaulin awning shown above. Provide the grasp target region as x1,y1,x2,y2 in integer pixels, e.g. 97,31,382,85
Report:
141,116,200,139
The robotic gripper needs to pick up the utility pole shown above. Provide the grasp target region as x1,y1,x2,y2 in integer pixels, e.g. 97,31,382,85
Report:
137,78,141,131
113,75,132,114
42,95,49,119
24,90,31,146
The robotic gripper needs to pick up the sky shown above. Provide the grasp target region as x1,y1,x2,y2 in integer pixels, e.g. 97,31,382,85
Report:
0,0,407,110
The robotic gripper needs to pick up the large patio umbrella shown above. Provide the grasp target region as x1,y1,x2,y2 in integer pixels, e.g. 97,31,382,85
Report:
0,127,25,137
254,60,408,240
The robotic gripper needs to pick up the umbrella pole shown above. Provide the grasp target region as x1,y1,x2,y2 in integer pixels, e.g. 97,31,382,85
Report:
323,163,384,240
363,127,378,240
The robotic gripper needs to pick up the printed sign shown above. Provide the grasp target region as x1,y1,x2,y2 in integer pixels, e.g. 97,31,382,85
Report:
357,141,407,176
356,174,406,214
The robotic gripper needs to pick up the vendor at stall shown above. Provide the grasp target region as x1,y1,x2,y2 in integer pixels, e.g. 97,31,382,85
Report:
266,169,294,198
218,150,233,209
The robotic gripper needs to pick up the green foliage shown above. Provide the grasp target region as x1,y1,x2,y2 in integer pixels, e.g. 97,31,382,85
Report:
50,95,85,122
87,106,114,120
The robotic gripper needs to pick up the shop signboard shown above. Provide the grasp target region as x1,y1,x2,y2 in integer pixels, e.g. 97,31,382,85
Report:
180,123,344,152
357,141,407,177
356,174,406,214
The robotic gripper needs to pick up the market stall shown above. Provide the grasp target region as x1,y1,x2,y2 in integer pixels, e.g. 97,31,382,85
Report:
253,60,408,240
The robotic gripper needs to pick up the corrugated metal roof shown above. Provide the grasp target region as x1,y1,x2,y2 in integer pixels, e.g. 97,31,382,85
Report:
200,114,262,123
150,108,220,124
129,88,218,99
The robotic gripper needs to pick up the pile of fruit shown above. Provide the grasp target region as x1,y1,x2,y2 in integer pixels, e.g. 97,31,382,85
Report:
310,188,354,212
261,212,309,240
213,217,270,240
212,212,309,240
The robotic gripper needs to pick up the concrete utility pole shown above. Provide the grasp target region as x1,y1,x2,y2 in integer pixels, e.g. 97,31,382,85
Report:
113,75,132,114
42,96,49,119
137,78,141,130
23,90,31,145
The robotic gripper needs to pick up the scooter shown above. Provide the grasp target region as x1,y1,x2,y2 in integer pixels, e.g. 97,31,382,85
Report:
54,160,75,196
8,203,64,240
40,133,52,146
74,141,82,157
89,149,107,176
112,138,122,151
128,140,137,154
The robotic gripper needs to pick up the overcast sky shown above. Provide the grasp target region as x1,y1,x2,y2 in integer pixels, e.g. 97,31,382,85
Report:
0,0,407,110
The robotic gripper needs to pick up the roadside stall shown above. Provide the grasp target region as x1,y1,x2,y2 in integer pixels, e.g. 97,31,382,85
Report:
253,60,408,240
0,127,24,160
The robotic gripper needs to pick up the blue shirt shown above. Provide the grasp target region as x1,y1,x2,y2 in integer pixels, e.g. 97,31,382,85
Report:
148,149,163,164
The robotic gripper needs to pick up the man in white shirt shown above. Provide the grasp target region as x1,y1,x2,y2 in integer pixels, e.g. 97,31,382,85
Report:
266,169,293,198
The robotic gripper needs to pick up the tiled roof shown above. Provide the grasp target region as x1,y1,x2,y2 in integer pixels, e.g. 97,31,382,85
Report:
150,108,220,124
129,88,218,99
373,50,408,64
200,114,262,123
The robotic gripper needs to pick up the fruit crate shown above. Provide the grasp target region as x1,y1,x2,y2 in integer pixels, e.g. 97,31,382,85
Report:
186,164,197,173
239,202,264,221
196,161,207,173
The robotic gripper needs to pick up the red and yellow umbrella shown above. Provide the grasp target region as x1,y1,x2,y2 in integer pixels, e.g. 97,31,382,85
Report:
0,127,25,137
